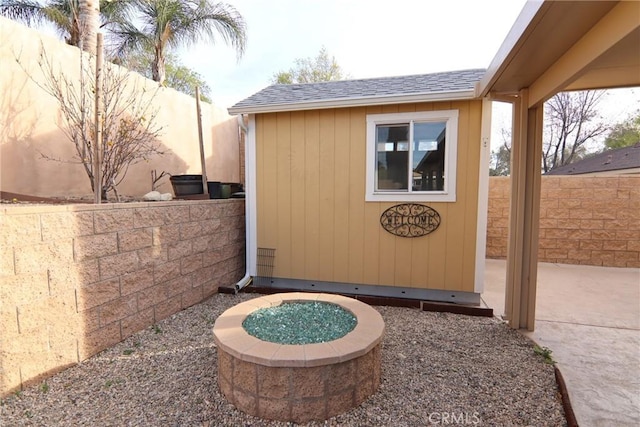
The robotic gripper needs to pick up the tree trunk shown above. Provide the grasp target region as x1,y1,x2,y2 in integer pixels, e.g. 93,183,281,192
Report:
79,0,100,54
152,46,166,84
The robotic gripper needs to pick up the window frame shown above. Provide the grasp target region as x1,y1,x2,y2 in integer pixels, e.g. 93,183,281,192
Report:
365,110,459,202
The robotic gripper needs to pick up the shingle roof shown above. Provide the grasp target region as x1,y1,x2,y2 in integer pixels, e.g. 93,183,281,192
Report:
545,143,640,175
229,69,486,114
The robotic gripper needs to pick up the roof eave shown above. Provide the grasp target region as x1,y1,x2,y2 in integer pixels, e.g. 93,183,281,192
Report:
477,0,546,98
228,89,478,115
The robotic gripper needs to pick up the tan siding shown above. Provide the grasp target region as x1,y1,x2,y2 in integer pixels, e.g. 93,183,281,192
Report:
445,101,466,290
256,101,483,292
426,203,448,289
289,112,306,278
347,107,367,284
462,104,482,291
304,111,321,279
262,116,278,252
333,111,351,280
318,110,336,281
362,202,381,285
363,106,384,285
276,113,292,277
256,116,266,249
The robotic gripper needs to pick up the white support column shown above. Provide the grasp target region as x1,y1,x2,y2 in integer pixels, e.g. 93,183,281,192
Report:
246,114,258,277
504,89,543,331
474,98,492,292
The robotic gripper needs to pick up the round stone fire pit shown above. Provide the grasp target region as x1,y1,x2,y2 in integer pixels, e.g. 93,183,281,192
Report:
212,292,385,423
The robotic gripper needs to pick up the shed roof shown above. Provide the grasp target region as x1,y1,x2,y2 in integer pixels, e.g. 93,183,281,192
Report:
228,68,486,115
545,142,640,175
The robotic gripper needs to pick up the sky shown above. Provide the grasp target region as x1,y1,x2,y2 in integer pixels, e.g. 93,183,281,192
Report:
180,0,530,108
27,0,639,148
179,0,638,151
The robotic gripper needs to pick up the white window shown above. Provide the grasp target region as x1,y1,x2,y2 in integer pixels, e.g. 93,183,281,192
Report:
366,110,458,202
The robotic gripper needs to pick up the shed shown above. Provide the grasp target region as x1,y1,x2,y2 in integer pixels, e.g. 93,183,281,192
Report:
231,0,640,331
229,69,492,305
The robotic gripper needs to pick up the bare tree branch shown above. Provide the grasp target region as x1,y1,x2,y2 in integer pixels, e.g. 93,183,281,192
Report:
15,43,164,199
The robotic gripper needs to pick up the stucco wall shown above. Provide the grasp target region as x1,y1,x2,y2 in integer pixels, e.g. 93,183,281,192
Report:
487,176,640,267
0,200,245,396
0,17,240,198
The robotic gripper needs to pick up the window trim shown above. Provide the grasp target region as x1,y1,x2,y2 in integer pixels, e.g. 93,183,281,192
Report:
366,110,459,202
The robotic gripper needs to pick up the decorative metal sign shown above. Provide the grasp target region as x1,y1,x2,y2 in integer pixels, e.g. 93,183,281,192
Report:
380,203,441,238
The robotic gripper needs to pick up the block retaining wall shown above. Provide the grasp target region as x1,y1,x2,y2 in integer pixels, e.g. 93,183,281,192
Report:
0,199,245,396
487,176,640,268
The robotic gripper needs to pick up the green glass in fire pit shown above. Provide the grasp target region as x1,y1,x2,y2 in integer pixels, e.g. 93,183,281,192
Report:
242,301,357,345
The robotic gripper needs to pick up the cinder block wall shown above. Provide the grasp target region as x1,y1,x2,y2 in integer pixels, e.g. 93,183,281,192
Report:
0,200,245,396
487,176,640,267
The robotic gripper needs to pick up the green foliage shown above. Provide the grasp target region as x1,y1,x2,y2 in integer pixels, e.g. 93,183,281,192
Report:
0,0,134,47
40,382,49,393
1,0,246,86
110,0,246,84
533,345,555,364
272,47,349,84
604,111,640,150
117,51,212,102
490,143,511,176
543,90,608,172
104,377,124,388
490,127,512,176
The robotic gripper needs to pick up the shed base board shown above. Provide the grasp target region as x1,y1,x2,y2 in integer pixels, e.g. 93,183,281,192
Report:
250,277,481,306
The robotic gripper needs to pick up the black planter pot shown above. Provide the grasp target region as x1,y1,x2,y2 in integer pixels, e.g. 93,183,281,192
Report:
207,181,222,199
170,175,204,196
223,182,244,196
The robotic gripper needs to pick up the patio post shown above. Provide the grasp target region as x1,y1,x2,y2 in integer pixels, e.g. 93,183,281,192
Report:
504,89,543,331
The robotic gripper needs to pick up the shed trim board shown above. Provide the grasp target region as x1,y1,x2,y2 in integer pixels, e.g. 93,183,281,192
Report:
249,277,480,305
364,110,459,203
246,114,258,277
474,98,492,293
229,89,476,115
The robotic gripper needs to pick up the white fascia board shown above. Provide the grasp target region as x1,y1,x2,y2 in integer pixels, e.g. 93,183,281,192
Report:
246,114,258,276
227,89,476,115
474,98,493,293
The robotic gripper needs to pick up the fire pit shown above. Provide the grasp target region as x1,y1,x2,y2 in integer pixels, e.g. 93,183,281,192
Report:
212,293,384,423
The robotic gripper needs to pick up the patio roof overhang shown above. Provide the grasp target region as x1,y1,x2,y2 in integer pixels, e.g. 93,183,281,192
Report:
480,0,640,331
479,0,640,105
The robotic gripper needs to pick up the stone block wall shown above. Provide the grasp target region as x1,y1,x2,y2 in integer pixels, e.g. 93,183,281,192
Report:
0,200,245,396
487,176,640,267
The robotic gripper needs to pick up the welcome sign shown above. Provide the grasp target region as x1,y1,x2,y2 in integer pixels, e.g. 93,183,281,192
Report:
380,203,441,238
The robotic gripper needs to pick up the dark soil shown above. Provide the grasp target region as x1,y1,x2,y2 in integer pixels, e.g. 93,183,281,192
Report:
0,191,211,205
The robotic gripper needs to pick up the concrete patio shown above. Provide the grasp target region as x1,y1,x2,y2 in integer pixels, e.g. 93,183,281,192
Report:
482,259,640,427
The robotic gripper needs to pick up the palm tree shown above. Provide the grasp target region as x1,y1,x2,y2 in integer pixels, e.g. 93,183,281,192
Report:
0,0,131,52
79,0,99,53
110,0,246,84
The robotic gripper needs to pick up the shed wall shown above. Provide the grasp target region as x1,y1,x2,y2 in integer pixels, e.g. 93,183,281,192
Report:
255,101,482,292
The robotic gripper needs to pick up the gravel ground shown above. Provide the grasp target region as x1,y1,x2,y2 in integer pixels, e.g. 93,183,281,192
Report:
0,293,566,426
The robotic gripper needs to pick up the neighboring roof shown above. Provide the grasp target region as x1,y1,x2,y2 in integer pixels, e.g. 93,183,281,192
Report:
228,69,486,115
545,143,640,175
